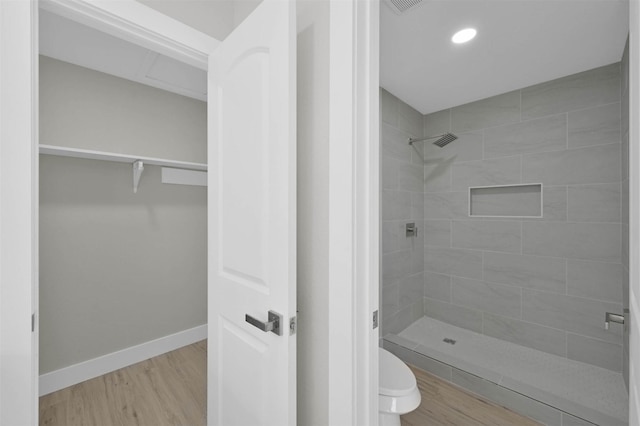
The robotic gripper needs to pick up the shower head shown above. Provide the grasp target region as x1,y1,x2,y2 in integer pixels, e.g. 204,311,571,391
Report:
432,133,458,147
408,132,458,148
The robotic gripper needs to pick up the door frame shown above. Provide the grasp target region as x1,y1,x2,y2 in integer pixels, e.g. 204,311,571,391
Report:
0,0,378,424
0,0,39,424
628,0,640,423
327,0,379,424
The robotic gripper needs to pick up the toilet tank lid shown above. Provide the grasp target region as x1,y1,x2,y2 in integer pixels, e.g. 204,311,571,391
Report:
379,348,417,397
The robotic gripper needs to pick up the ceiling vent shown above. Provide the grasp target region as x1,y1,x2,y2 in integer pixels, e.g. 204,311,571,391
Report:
383,0,426,15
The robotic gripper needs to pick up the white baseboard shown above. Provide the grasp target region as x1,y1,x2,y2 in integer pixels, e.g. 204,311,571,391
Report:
39,324,207,396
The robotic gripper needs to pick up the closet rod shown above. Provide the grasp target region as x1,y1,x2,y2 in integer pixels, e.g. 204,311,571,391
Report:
39,144,207,171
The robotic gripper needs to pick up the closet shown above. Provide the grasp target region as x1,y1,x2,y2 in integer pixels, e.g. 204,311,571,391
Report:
38,9,208,395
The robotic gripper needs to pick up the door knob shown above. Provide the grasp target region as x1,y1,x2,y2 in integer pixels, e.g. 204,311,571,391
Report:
245,310,282,336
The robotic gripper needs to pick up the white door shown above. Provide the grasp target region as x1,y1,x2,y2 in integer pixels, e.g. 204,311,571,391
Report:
207,0,296,425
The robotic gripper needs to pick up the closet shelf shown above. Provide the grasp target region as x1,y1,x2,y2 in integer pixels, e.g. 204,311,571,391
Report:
39,144,207,171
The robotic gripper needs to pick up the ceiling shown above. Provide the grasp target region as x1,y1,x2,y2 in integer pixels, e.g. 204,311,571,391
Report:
39,10,207,102
380,0,629,114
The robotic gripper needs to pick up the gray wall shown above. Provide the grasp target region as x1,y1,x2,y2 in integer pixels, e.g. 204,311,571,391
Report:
381,61,628,373
40,157,207,373
297,2,329,424
622,37,630,389
380,89,425,336
40,56,207,164
39,59,207,374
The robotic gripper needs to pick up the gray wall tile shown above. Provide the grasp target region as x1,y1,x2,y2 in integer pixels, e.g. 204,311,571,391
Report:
622,133,629,181
483,252,566,293
623,223,629,267
381,221,397,254
380,88,398,126
562,413,598,426
382,250,411,286
399,273,424,309
412,193,425,223
410,246,425,275
424,219,451,247
470,184,542,217
521,63,620,119
539,186,568,222
451,90,521,133
567,183,621,223
380,307,398,336
522,143,621,186
453,156,521,191
424,158,453,192
397,162,424,192
568,103,621,149
424,247,483,279
381,190,412,220
483,313,567,357
623,265,629,310
424,271,452,302
451,368,563,426
387,304,414,335
424,108,451,137
622,83,629,138
622,177,629,225
484,114,567,158
522,222,621,262
567,259,622,303
452,220,522,253
623,31,630,391
522,290,623,344
391,302,423,335
381,157,399,190
382,60,626,364
422,131,483,164
622,38,629,93
567,333,622,372
424,192,469,219
382,220,415,254
424,297,483,333
381,122,413,163
397,98,424,138
410,141,426,165
381,283,399,319
452,277,522,319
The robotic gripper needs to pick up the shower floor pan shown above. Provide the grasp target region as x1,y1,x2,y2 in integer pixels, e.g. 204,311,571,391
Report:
384,316,628,426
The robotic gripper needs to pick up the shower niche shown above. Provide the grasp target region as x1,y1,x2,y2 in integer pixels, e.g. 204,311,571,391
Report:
469,183,542,218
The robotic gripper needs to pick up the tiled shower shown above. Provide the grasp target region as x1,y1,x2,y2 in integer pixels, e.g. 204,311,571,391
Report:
381,42,630,425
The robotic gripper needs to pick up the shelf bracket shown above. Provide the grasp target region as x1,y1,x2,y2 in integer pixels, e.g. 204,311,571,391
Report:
133,160,144,193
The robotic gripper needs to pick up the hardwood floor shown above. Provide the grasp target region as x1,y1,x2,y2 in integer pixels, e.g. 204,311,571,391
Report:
401,364,542,426
41,342,540,426
39,340,207,426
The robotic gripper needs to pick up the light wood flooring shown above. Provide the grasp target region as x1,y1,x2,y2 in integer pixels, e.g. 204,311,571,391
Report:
401,364,542,426
39,340,207,426
40,341,540,426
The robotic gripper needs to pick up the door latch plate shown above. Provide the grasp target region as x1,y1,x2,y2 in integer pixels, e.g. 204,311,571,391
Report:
289,316,297,335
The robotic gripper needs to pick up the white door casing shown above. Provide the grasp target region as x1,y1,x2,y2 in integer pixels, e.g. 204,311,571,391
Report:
628,0,640,423
207,0,296,425
0,0,39,423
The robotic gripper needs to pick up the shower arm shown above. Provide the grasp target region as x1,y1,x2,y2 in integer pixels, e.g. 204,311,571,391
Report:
408,134,449,145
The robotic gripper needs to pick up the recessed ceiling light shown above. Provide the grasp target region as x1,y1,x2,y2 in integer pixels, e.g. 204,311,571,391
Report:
452,28,477,44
